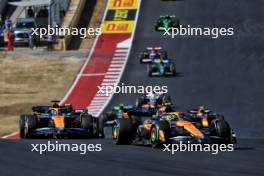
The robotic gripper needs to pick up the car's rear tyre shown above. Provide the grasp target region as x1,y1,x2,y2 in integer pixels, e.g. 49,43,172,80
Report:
81,114,93,135
139,56,144,63
136,96,145,107
92,117,100,138
148,71,153,77
211,120,231,143
99,114,108,138
155,25,160,31
169,64,176,76
163,51,168,59
150,121,170,148
112,118,134,145
162,95,172,105
24,115,38,138
19,115,26,138
215,114,225,121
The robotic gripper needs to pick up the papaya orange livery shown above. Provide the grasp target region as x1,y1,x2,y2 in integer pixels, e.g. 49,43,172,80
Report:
52,116,65,129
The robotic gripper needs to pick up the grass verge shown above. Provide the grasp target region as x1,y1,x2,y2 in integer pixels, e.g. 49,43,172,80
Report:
0,55,83,136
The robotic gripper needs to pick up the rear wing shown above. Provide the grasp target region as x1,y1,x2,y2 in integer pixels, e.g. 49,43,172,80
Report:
188,109,211,114
32,106,50,113
160,15,176,18
146,47,162,50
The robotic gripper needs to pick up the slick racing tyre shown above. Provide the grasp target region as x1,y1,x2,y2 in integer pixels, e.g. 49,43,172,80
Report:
139,55,145,63
99,114,108,138
112,118,135,145
81,114,93,135
136,96,148,107
19,115,26,138
211,120,231,143
171,64,177,76
92,117,100,138
164,64,176,76
215,114,225,121
148,64,158,77
163,51,168,59
23,115,38,138
150,121,170,148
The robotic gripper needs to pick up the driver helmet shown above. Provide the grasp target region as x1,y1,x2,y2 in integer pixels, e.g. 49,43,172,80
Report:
146,92,156,99
198,106,205,113
149,50,156,59
146,92,156,105
197,106,207,118
51,108,62,116
157,106,166,116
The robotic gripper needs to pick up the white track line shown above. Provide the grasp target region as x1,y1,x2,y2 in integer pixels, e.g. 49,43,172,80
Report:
112,57,126,60
95,94,110,97
93,97,109,100
108,68,123,71
106,72,121,75
101,83,115,86
103,79,118,82
116,49,129,52
114,53,127,57
111,60,125,64
109,64,124,67
89,106,105,109
105,75,120,78
79,73,106,76
1,132,19,139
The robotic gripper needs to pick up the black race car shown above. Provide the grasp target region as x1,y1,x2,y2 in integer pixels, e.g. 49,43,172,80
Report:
99,94,174,138
139,47,168,63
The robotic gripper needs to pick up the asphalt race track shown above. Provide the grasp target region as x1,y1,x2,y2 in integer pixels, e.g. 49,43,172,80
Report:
1,0,264,175
0,138,264,176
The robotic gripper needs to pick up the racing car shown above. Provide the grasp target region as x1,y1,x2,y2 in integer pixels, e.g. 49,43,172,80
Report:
155,15,180,31
99,93,174,137
139,47,168,63
185,106,237,142
101,93,173,123
148,59,176,76
136,93,173,109
19,100,100,138
112,111,236,147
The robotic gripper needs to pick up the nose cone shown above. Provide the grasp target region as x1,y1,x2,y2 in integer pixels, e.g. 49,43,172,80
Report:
56,128,65,134
52,116,65,128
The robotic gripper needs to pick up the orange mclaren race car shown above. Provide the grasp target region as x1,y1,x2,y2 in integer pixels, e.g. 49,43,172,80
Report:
112,111,236,148
19,100,100,139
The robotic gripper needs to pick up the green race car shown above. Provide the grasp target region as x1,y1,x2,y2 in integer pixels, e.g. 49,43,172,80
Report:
155,15,180,31
148,59,176,77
